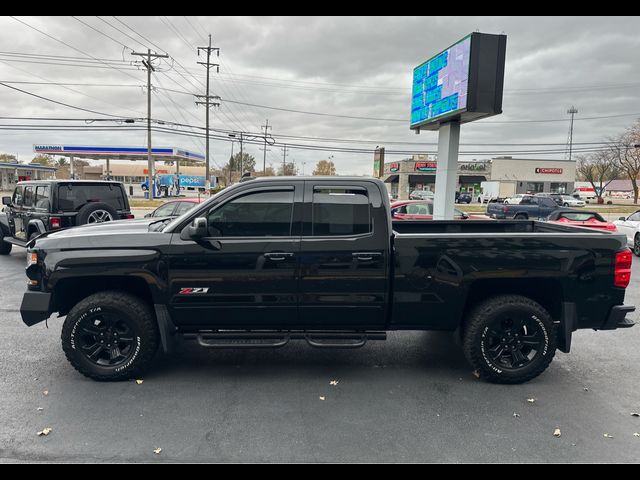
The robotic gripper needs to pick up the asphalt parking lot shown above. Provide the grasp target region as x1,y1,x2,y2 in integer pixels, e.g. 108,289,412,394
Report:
0,249,639,463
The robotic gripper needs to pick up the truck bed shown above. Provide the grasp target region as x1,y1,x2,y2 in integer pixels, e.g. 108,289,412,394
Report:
390,219,628,332
391,219,616,235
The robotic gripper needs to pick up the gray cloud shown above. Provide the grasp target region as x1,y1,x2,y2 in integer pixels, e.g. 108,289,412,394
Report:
0,16,639,174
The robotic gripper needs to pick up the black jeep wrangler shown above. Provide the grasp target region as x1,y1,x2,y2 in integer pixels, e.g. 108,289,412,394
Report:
1,180,133,254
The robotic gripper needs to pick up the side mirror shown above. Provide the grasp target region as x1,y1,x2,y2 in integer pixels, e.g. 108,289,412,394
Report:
619,217,626,221
180,217,208,241
2,196,11,206
144,213,152,218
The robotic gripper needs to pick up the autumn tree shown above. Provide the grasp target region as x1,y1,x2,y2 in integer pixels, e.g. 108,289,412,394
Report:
312,159,337,176
609,122,640,204
277,162,298,176
31,154,54,166
0,154,18,163
576,151,622,203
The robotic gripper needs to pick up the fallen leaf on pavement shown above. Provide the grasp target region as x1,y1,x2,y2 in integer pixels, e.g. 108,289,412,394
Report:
603,433,613,438
583,387,589,392
527,398,536,403
329,380,339,386
472,370,480,379
631,412,640,417
37,427,52,436
36,407,43,411
513,412,520,418
553,428,561,437
135,380,144,385
153,448,162,455
319,396,326,401
633,433,640,437
42,390,49,396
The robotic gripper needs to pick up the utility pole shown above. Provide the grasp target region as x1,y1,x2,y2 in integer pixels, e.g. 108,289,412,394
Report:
281,144,288,176
567,106,578,161
196,35,220,193
260,119,272,175
131,49,169,201
239,132,244,175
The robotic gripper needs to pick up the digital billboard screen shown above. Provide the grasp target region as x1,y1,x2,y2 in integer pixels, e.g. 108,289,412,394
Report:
410,33,506,131
411,35,471,128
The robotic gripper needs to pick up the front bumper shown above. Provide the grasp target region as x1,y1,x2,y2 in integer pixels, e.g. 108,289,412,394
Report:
601,305,636,330
20,291,52,326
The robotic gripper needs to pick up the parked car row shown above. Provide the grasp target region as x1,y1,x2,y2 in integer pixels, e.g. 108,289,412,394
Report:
503,193,585,208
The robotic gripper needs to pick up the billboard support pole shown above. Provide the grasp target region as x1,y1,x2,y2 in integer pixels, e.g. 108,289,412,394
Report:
433,121,460,220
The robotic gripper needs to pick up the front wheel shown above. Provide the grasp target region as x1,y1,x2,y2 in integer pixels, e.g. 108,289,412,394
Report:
462,295,557,384
61,291,159,381
0,239,11,255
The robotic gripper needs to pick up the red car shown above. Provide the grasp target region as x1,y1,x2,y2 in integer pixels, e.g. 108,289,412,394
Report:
546,210,617,232
144,198,205,218
390,200,487,220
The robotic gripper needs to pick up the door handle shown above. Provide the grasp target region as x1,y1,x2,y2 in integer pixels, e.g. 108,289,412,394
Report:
352,252,382,262
264,252,294,261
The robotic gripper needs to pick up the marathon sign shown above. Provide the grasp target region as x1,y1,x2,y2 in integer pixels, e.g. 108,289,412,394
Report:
34,145,63,153
388,163,400,172
535,167,563,174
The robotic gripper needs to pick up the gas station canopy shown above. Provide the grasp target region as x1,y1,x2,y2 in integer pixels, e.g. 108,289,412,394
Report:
33,145,205,163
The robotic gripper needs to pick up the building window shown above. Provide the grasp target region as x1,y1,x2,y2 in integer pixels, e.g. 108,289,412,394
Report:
526,182,544,194
550,183,568,194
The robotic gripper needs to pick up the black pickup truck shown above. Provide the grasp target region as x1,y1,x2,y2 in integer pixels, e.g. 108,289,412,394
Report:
20,177,635,384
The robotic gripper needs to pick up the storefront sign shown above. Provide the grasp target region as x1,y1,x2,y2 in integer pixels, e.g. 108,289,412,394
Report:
389,163,400,172
415,162,437,172
535,167,563,174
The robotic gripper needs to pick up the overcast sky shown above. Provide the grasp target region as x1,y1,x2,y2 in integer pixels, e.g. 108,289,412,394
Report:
0,16,639,175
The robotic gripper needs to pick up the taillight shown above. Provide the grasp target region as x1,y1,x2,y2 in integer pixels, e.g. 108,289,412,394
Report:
614,249,632,288
124,214,135,219
49,217,61,229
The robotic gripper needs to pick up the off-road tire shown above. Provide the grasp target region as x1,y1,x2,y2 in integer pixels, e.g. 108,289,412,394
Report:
462,295,557,384
0,239,11,255
75,202,118,225
61,291,159,381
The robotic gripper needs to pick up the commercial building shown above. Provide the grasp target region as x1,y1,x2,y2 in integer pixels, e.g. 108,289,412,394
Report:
0,162,56,191
381,155,576,200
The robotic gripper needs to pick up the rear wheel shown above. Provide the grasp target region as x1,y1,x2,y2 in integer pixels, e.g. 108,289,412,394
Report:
514,213,528,220
61,291,159,381
634,234,640,257
462,295,557,384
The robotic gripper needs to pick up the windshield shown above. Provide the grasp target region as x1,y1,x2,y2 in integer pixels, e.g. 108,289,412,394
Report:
558,212,605,222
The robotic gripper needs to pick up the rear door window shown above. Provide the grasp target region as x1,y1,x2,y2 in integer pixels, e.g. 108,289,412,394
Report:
35,186,50,210
312,187,371,236
57,184,126,211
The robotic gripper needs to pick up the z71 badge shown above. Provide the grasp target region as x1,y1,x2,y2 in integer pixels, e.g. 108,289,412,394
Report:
178,288,210,295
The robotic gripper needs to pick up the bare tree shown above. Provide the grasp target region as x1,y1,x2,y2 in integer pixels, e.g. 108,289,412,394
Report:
576,151,622,203
608,122,640,204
